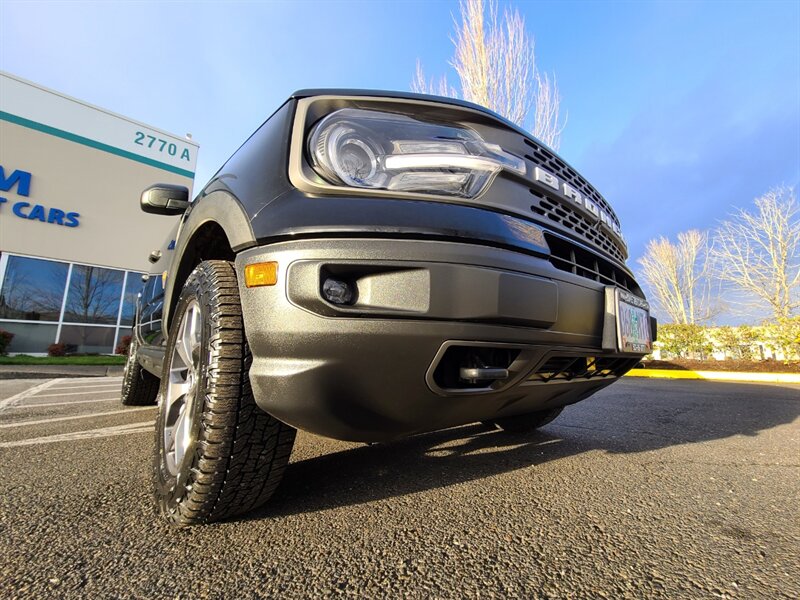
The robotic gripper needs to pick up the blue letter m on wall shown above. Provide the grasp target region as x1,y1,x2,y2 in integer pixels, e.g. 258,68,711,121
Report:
0,166,32,197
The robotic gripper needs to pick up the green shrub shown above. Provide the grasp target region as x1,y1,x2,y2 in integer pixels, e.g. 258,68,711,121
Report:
115,335,132,356
762,316,800,361
658,324,713,359
0,330,14,355
47,343,67,357
712,325,758,359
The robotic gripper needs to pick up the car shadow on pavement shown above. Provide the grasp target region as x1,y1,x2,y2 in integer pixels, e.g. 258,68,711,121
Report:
241,380,800,521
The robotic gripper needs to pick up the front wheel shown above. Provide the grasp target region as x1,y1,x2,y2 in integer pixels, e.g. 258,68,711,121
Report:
486,407,564,433
152,260,296,527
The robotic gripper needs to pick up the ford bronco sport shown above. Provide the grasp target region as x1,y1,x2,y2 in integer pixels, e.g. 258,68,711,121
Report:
121,90,654,526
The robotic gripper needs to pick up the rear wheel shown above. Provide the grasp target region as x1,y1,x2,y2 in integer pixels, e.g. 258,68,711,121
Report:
120,334,159,406
153,260,296,527
486,407,563,433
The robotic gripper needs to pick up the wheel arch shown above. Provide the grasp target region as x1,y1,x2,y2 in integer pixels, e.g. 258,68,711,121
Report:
163,192,256,332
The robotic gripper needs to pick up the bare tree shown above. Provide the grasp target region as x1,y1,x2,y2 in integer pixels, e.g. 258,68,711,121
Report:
412,0,565,149
712,186,800,320
638,230,713,324
412,60,456,99
64,266,123,323
0,260,68,320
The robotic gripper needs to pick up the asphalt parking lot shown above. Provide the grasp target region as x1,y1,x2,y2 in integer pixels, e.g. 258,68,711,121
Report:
0,377,798,599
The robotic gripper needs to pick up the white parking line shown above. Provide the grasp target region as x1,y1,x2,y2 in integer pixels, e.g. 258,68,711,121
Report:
9,397,120,410
48,378,122,388
0,379,63,412
28,389,121,399
49,383,121,391
0,421,153,448
0,406,156,428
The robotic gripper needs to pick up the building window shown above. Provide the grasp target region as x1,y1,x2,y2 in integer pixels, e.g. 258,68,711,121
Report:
59,324,117,355
0,252,144,354
0,322,58,353
63,265,125,325
0,255,69,321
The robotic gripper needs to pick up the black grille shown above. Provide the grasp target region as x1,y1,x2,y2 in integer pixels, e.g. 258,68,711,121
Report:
523,138,625,262
545,233,641,296
528,355,640,383
523,139,616,219
531,190,625,262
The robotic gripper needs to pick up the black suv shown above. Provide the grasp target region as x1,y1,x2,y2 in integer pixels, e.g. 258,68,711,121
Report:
121,90,654,526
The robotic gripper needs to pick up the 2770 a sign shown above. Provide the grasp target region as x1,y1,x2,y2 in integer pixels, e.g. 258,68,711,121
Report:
134,131,192,162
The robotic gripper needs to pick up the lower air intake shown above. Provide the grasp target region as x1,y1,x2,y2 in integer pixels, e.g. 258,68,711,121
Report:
528,356,640,384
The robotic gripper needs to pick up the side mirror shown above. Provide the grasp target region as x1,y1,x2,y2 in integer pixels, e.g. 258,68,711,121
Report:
141,184,190,215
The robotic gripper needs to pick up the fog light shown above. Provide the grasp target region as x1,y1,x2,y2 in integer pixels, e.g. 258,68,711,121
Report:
322,278,355,305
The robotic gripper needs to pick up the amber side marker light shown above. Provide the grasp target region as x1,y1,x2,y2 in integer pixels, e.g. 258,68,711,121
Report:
244,262,278,288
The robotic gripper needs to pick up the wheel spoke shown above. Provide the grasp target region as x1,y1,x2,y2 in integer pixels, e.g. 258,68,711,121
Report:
172,403,192,468
166,377,188,408
175,314,193,368
165,410,179,451
188,305,201,350
189,307,202,366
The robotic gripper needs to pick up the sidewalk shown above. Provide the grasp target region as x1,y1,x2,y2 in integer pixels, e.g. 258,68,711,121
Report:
0,365,125,380
625,368,800,384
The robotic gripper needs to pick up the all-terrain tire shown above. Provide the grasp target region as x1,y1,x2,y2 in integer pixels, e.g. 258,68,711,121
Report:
120,334,159,406
153,260,296,527
487,407,564,433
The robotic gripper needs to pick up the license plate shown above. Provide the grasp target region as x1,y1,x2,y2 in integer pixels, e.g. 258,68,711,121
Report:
603,287,652,353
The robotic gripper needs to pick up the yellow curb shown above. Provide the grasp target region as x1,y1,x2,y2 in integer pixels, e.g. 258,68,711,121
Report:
625,369,800,384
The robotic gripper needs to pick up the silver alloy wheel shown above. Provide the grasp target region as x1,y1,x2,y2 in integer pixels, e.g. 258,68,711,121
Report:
162,299,202,476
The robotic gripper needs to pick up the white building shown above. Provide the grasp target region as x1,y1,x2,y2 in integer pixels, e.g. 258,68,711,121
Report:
0,72,198,354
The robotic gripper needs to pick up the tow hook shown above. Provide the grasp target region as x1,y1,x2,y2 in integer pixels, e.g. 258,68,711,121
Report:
459,367,510,384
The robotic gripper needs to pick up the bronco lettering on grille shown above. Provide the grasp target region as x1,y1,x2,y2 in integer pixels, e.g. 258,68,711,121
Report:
533,166,622,237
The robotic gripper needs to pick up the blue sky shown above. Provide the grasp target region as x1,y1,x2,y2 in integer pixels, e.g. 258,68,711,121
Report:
1,0,798,266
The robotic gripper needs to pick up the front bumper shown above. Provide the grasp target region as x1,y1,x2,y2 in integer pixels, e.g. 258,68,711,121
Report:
235,238,645,442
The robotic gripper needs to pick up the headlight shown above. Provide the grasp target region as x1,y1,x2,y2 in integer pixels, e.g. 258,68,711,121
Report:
308,108,525,199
